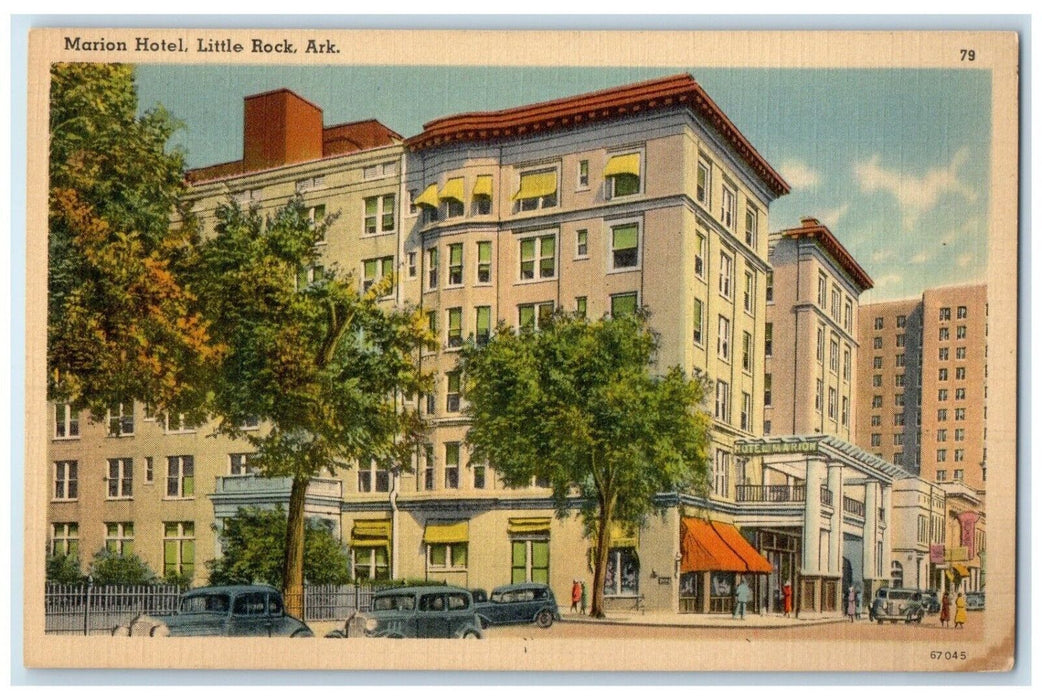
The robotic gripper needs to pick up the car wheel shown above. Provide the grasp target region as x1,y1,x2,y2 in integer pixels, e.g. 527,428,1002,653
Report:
462,629,482,639
877,619,884,625
324,629,346,638
536,610,554,629
291,629,313,638
479,617,490,630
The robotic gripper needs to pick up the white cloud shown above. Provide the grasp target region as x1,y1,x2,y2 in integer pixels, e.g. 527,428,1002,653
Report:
873,272,903,289
779,160,821,190
957,253,975,268
854,147,977,231
910,250,931,264
817,203,850,229
870,248,896,264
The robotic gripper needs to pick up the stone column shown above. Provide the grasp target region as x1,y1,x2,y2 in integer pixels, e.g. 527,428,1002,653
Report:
863,480,879,585
827,462,844,577
802,457,827,575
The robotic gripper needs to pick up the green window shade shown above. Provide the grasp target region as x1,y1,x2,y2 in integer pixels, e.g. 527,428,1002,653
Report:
576,297,587,317
450,244,463,265
532,540,549,568
107,523,118,538
183,539,195,568
123,541,134,556
374,547,388,567
431,545,447,567
478,241,491,263
106,540,118,554
612,224,638,250
694,298,704,332
538,303,553,326
511,541,527,583
382,195,396,229
521,239,536,260
611,293,638,317
365,198,378,215
381,257,394,278
183,475,194,497
183,522,194,537
427,311,437,332
519,305,535,329
165,523,178,538
164,540,178,574
428,248,438,266
68,540,79,557
447,373,461,395
448,308,462,331
476,307,491,333
451,544,468,568
445,441,460,465
364,260,377,278
540,236,555,257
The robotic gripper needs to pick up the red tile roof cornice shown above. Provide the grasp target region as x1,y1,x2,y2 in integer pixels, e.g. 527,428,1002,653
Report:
405,73,790,197
781,217,874,291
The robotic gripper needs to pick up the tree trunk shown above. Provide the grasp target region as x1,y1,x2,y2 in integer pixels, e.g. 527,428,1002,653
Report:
283,475,309,618
590,504,614,619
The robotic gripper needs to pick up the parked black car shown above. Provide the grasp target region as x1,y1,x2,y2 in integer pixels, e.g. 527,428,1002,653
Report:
965,591,986,610
326,585,484,639
473,582,561,629
112,584,314,637
869,587,925,624
920,589,941,614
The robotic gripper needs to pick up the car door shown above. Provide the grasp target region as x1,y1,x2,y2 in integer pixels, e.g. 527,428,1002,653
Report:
417,592,449,638
229,591,275,636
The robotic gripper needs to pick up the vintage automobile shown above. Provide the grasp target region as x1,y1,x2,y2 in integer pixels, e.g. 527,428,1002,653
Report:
112,584,314,637
965,591,986,610
920,589,942,614
473,582,561,629
325,585,484,639
869,587,925,624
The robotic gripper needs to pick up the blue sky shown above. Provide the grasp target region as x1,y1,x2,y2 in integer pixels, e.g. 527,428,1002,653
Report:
136,65,991,303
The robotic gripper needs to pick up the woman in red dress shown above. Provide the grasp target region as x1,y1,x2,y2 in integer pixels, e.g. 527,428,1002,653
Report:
940,591,951,627
783,581,793,617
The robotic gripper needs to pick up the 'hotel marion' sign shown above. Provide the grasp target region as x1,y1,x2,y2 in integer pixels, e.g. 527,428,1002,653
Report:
735,441,819,456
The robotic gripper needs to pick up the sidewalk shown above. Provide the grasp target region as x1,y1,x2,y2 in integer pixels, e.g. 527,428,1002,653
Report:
560,610,859,629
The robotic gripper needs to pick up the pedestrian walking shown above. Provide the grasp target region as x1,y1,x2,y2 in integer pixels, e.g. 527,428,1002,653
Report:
940,591,951,627
570,580,581,613
579,580,588,615
783,580,793,617
846,586,856,622
855,587,863,620
953,591,967,629
732,577,752,620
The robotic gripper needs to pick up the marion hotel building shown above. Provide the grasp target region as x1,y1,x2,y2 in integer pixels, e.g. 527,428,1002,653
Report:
46,74,986,615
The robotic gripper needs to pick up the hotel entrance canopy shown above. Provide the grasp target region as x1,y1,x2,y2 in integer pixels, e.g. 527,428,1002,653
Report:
680,518,772,574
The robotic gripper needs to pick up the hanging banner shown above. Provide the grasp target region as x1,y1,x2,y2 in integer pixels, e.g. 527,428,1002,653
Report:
929,544,945,564
957,511,981,548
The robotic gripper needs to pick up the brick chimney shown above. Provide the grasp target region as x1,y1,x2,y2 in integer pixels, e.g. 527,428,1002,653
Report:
242,89,324,172
800,216,821,228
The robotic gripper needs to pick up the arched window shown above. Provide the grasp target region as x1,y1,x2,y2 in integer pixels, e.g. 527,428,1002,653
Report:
891,560,904,588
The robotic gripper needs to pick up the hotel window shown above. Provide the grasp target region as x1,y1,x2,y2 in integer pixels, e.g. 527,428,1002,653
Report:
815,379,823,412
937,449,947,463
872,395,883,408
428,542,468,571
956,346,966,359
871,415,881,426
575,297,587,318
894,413,905,426
896,334,905,347
105,522,134,556
519,302,554,331
764,322,773,356
939,347,949,361
163,522,195,579
841,397,849,426
713,449,730,498
896,315,906,328
720,183,736,229
893,433,903,446
938,368,948,381
715,380,731,422
446,372,461,413
354,546,389,582
871,434,881,447
520,234,556,280
829,338,839,373
407,252,417,278
894,453,903,467
764,420,771,435
362,256,395,293
873,337,883,350
831,286,841,320
818,274,828,308
307,204,326,242
427,248,438,289
745,205,758,247
939,307,951,321
54,460,77,501
766,270,774,303
229,453,257,476
955,367,966,380
472,461,487,489
514,168,558,211
764,374,772,407
472,175,493,215
425,311,438,353
957,306,968,319
937,429,948,442
51,523,79,557
442,178,465,218
357,458,390,493
447,244,464,286
955,408,966,420
938,389,949,401
145,457,154,483
873,317,884,330
693,298,705,345
938,409,948,421
827,387,837,419
423,444,435,491
575,229,589,259
953,469,965,483
955,428,965,441
444,443,461,489
718,253,733,299
939,327,949,341
741,392,752,431
106,458,133,499
717,316,731,361
364,194,396,234
362,162,398,180
54,403,79,439
742,332,752,372
578,159,589,189
874,356,883,369
604,152,641,198
107,402,134,437
696,158,711,205
954,450,965,463
476,241,492,284
512,539,549,585
475,307,492,346
743,272,754,314
844,299,853,331
816,326,825,362
936,469,947,481
894,393,904,407
695,234,706,279
955,388,966,400
296,264,326,289
447,308,463,348
611,292,639,318
895,374,905,387
610,222,640,269
957,325,967,339
166,456,195,498
895,353,905,367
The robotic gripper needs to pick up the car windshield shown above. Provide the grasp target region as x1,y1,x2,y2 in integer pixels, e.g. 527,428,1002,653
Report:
372,594,416,611
180,593,230,613
889,590,914,600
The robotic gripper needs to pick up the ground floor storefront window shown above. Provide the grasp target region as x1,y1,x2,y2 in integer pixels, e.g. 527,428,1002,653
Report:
603,547,639,596
352,546,389,581
511,539,549,584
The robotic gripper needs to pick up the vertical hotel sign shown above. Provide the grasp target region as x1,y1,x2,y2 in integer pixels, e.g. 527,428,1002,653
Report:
957,511,981,549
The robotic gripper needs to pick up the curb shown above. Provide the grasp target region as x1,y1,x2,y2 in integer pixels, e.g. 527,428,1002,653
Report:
558,616,853,630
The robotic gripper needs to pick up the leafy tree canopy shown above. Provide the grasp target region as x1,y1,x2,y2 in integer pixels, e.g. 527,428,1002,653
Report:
48,62,217,416
207,506,351,588
46,553,84,585
88,548,157,586
460,310,712,616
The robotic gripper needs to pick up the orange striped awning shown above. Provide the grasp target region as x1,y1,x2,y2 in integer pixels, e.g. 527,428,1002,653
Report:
680,518,773,574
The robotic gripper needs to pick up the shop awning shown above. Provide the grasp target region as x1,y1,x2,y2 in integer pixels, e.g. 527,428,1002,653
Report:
414,184,440,209
424,520,469,544
439,177,465,202
604,153,640,178
951,563,971,577
609,521,639,548
680,518,772,574
472,175,493,198
508,517,551,535
513,170,557,200
351,519,390,547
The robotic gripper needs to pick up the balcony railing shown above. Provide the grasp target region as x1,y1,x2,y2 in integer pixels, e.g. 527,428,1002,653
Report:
735,484,806,503
843,496,866,518
820,486,833,507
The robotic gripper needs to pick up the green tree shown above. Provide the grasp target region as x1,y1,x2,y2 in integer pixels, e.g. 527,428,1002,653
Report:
45,553,84,585
88,549,157,586
48,63,217,416
460,311,711,618
192,198,430,615
207,506,352,588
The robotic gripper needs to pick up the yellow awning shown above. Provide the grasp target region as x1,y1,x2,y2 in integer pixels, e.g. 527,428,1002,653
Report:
512,170,557,201
424,520,469,544
508,517,551,535
439,177,465,202
951,563,971,577
351,519,391,547
610,522,639,548
604,153,640,178
414,184,439,209
473,175,493,198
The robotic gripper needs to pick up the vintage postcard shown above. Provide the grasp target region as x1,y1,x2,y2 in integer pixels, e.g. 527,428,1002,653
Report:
23,27,1019,673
